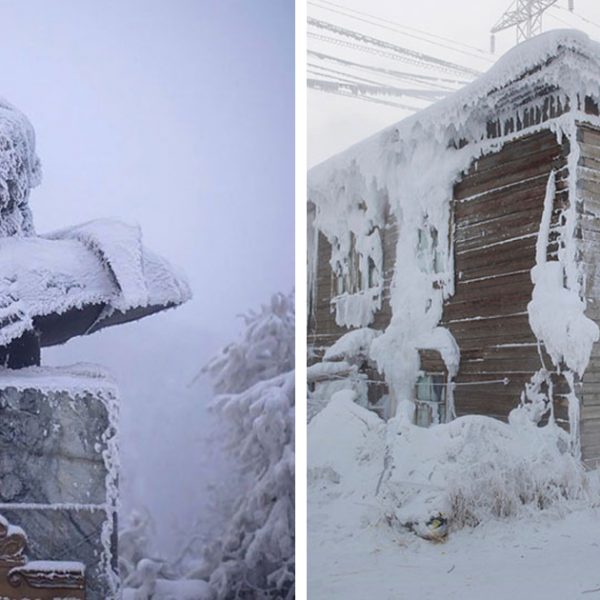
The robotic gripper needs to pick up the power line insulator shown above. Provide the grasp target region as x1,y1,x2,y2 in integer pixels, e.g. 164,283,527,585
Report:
568,0,574,11
490,33,496,54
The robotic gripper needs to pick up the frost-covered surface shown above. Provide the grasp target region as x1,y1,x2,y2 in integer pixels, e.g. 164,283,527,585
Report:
308,29,600,422
309,392,599,598
307,360,368,421
122,292,295,599
207,371,295,599
323,327,381,361
309,493,600,599
0,98,190,347
525,168,599,452
0,99,41,238
202,292,294,394
528,170,599,376
45,219,191,314
122,559,214,600
0,218,191,347
202,293,295,599
0,362,118,395
0,363,120,596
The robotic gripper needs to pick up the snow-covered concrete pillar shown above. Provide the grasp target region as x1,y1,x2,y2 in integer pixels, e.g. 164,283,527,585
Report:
0,366,119,599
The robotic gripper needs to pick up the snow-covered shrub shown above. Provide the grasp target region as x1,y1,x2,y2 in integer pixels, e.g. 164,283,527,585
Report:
203,292,294,394
203,292,295,599
119,510,156,582
121,292,294,598
428,417,586,526
310,393,590,540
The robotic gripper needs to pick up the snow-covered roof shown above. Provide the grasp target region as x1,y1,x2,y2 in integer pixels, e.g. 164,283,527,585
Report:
0,218,191,347
309,29,600,191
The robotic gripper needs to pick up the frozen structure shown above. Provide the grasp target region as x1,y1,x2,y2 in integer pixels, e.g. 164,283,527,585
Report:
308,30,600,467
0,100,190,598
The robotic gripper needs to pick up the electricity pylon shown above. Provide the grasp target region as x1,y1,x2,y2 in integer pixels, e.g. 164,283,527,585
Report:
490,0,574,52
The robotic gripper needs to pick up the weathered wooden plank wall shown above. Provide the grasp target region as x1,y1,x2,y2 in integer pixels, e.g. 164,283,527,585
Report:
578,123,600,466
443,130,573,424
307,216,397,366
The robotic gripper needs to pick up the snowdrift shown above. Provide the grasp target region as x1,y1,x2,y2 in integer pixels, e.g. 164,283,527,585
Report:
309,391,591,538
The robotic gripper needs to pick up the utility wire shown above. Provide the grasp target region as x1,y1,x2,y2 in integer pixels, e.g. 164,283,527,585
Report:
308,78,420,111
308,77,444,102
546,9,575,27
308,31,476,78
554,3,600,29
308,18,481,77
308,64,449,101
308,50,470,88
309,0,494,63
311,0,492,57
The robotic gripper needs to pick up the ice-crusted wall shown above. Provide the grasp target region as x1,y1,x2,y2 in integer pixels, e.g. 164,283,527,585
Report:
308,30,600,426
0,365,120,600
310,161,387,328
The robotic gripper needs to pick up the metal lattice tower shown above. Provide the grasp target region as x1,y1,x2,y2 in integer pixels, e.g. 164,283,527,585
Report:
490,0,573,51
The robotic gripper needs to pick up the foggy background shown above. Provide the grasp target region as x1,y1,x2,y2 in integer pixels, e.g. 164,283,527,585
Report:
0,0,294,553
309,0,600,167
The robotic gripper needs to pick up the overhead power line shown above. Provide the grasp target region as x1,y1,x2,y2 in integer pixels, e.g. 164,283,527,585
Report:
308,50,469,89
308,64,449,101
308,0,493,63
309,31,467,73
307,78,422,111
312,0,492,58
308,18,481,78
554,3,600,29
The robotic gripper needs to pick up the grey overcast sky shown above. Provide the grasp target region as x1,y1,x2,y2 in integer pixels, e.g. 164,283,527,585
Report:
0,0,294,339
309,0,600,167
0,0,294,550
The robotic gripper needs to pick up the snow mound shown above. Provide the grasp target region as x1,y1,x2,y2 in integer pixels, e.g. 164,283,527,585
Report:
310,393,590,537
309,390,384,488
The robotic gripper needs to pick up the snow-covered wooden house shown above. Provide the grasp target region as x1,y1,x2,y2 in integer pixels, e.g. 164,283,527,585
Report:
308,30,600,466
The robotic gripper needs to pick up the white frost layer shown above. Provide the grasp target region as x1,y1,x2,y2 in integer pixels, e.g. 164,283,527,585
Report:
332,289,382,329
414,326,460,377
323,327,381,362
0,99,41,238
0,363,118,396
0,219,191,346
309,30,600,419
528,262,599,376
45,218,191,314
0,361,120,595
527,169,598,382
309,393,588,535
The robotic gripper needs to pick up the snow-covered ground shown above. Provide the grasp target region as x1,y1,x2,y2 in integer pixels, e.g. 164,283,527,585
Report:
309,503,600,599
309,393,600,599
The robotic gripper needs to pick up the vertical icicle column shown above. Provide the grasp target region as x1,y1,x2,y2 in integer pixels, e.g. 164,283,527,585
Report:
527,121,600,456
